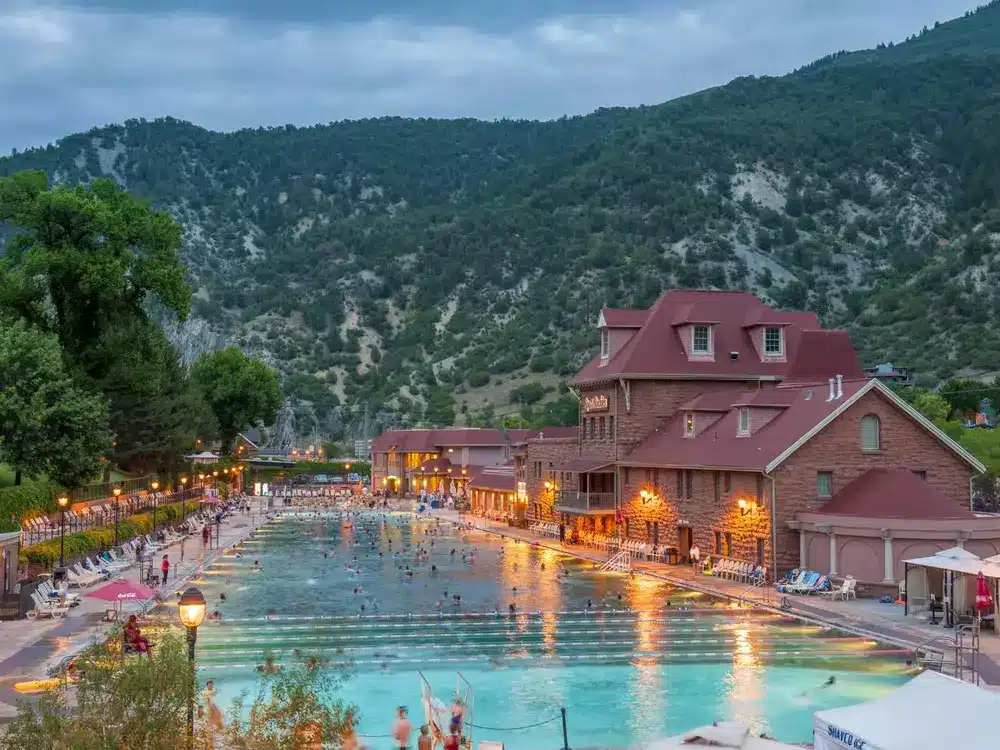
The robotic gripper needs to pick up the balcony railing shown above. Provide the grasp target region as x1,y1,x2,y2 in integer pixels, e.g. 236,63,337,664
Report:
555,490,616,513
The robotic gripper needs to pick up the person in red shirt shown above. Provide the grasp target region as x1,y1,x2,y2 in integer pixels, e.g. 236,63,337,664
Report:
161,554,170,583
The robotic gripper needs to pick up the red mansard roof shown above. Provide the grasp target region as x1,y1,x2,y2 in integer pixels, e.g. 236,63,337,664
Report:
621,379,872,471
573,290,849,385
621,377,985,474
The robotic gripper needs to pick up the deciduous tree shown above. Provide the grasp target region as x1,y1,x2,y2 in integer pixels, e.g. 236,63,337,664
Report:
192,347,282,453
0,318,110,488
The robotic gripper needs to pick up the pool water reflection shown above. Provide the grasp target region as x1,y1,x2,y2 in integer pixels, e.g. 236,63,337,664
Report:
191,512,911,747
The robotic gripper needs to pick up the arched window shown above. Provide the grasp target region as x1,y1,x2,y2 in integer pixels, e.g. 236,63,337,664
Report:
860,414,881,452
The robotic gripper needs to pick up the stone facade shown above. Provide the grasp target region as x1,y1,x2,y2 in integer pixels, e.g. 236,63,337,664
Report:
618,467,772,566
521,437,581,523
771,389,977,572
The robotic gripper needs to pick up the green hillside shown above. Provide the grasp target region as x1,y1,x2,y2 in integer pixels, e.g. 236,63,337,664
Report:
3,1,1000,435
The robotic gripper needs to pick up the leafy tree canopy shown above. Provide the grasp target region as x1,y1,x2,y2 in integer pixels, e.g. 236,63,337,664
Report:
0,317,110,488
192,347,282,452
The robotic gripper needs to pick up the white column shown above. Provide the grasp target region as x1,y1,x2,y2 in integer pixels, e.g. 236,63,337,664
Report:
828,533,838,576
881,530,894,584
799,530,807,569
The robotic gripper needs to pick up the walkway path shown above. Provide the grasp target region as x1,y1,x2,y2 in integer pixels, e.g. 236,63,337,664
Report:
433,510,1000,686
0,512,264,719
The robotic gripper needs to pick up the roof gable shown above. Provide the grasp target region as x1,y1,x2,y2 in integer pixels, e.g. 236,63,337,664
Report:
765,379,986,474
621,377,986,474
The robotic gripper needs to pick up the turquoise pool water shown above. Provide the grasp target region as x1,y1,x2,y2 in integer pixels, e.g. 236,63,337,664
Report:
191,512,911,748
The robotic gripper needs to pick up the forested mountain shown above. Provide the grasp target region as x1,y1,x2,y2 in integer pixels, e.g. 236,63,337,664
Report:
3,2,1000,435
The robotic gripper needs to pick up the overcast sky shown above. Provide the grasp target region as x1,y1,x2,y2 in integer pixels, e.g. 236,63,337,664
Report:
0,0,979,154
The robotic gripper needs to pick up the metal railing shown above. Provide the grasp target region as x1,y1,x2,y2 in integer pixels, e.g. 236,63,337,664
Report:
72,476,154,503
555,490,616,512
20,490,202,545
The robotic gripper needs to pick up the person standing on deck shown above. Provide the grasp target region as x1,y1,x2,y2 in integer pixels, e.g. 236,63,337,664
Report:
161,553,170,583
393,706,412,750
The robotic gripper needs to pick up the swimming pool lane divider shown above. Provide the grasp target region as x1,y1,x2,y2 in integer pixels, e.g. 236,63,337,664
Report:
216,608,785,623
195,647,912,671
195,634,865,654
199,622,769,638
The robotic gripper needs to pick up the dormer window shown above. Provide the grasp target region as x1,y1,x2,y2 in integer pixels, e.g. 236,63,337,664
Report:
763,326,783,356
737,407,751,436
684,413,695,437
692,325,711,355
600,329,610,360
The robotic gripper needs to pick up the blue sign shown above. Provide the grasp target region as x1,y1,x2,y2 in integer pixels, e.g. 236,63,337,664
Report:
828,725,866,749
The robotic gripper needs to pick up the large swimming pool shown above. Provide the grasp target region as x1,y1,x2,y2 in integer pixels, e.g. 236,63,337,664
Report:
192,512,912,748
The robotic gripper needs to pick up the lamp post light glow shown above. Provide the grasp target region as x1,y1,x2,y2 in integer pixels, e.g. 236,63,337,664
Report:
112,485,122,545
177,586,206,748
57,495,69,566
180,476,189,520
150,481,160,530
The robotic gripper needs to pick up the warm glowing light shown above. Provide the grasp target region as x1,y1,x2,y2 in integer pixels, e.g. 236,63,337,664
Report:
198,473,205,480
150,481,160,491
180,476,188,485
212,470,218,477
177,587,207,628
345,463,351,470
738,498,748,509
56,496,69,509
640,490,649,500
112,486,122,498
544,481,553,490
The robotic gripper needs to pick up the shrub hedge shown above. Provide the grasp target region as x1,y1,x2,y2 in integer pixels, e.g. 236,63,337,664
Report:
0,480,62,533
20,501,194,567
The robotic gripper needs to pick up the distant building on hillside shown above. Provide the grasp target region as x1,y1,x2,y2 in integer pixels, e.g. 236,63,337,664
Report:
864,362,913,387
354,439,373,460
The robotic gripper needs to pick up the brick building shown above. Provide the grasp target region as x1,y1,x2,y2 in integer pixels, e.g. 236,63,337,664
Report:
371,427,576,497
517,290,987,580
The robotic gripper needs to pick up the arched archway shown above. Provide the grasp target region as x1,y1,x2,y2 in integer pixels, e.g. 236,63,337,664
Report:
838,539,881,583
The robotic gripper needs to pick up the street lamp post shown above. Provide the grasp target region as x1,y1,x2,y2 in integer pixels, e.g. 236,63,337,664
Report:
112,485,122,546
180,476,188,519
57,495,69,567
150,481,160,531
177,587,207,749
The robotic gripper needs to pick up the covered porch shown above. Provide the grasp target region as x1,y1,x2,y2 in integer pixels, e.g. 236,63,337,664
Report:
410,457,470,495
553,459,617,514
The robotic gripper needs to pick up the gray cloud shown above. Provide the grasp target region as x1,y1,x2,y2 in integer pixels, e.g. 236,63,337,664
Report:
0,0,979,153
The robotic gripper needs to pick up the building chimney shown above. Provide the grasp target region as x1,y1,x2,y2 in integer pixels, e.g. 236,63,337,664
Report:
836,374,843,399
827,378,835,402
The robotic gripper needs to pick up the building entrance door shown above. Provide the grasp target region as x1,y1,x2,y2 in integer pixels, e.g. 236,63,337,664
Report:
677,526,692,563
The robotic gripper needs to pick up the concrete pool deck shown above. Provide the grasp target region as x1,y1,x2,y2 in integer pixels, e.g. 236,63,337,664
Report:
0,512,264,719
426,509,1000,687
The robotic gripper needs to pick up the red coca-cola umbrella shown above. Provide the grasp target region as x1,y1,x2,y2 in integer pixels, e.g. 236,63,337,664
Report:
85,578,158,602
975,571,994,614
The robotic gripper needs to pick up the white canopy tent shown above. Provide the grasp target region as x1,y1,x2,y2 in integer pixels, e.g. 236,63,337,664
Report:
903,547,1000,626
643,722,800,749
813,671,999,750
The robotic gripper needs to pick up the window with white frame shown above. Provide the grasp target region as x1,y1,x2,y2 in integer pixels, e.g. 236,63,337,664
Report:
600,329,610,359
692,325,711,354
684,413,695,437
763,326,783,356
860,414,881,452
816,471,833,498
738,407,751,435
